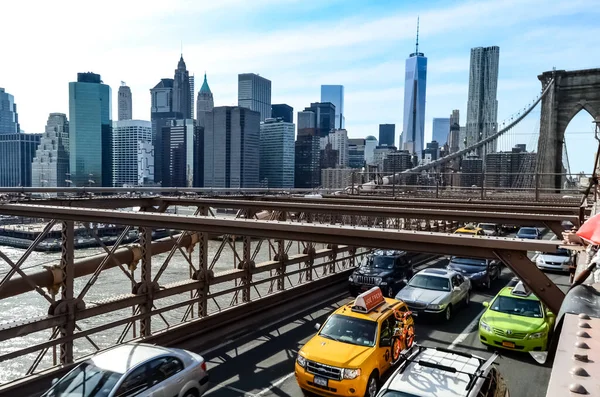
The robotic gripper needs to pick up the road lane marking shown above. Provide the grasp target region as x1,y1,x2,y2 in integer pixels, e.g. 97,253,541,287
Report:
254,372,295,396
448,308,486,350
220,384,254,395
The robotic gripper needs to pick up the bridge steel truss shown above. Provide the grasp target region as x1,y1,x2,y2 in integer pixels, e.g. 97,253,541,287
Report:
0,197,573,387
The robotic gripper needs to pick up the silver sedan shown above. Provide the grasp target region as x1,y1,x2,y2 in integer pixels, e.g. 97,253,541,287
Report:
41,343,209,397
395,268,471,321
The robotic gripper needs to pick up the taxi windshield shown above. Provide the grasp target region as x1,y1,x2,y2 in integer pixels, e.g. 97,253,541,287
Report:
318,314,378,347
365,256,395,269
490,296,542,318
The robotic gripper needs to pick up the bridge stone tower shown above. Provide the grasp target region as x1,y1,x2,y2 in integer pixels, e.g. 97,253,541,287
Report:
537,68,600,190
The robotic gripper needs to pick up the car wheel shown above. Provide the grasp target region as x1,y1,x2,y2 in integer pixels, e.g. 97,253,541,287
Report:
183,389,199,397
365,372,379,397
444,305,453,321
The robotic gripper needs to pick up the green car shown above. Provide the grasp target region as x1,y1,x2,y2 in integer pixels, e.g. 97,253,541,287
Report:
479,281,555,352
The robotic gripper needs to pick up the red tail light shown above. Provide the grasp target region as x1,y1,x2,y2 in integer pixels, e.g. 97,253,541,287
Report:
200,361,207,372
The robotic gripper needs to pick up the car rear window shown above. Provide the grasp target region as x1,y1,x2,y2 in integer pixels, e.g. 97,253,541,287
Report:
41,361,121,397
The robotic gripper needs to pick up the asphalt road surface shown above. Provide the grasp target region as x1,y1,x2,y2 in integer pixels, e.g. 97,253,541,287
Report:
199,253,570,397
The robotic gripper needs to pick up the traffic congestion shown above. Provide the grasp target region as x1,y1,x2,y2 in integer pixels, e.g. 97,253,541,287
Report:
37,223,571,397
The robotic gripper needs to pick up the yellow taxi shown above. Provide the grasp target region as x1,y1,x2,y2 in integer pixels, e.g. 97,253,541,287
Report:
454,225,485,235
295,287,414,397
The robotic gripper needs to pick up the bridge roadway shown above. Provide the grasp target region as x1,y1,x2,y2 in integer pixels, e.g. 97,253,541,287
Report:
189,258,570,397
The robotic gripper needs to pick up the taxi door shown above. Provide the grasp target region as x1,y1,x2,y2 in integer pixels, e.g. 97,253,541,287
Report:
376,313,395,376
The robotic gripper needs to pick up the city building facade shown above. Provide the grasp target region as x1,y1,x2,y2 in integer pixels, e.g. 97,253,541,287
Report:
238,73,271,122
204,107,260,188
321,168,354,189
259,118,295,188
461,155,483,187
31,113,69,188
322,129,349,167
348,138,365,169
150,78,182,185
271,104,293,123
118,83,132,121
0,88,20,134
448,110,460,154
401,22,427,155
137,140,154,186
466,46,500,156
0,133,41,187
364,136,378,165
294,128,320,188
173,55,192,120
161,119,195,187
379,124,395,147
485,144,537,189
196,73,214,129
304,102,335,138
112,120,152,187
69,72,112,187
320,85,344,129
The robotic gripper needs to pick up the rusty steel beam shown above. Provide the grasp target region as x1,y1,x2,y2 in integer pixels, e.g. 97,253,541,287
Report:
319,194,582,206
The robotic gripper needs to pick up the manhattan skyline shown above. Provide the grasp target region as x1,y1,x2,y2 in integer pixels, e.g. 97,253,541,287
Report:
2,0,599,173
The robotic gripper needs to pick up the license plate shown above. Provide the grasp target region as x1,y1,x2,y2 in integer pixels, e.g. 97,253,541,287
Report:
314,376,328,387
502,341,515,348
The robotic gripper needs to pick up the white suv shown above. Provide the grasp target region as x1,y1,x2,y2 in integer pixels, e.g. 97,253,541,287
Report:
376,344,510,397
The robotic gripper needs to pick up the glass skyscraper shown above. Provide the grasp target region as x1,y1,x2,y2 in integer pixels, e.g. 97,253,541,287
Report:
0,133,41,187
203,107,260,188
69,72,112,187
432,118,450,145
378,124,395,146
150,78,181,185
320,85,344,129
260,118,295,188
161,119,195,187
0,88,20,134
238,73,272,122
466,46,500,156
401,21,427,156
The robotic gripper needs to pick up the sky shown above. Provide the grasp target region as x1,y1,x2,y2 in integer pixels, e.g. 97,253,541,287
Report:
2,0,599,174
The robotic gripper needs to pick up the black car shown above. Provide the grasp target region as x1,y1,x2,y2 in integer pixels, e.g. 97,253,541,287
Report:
446,256,500,289
348,250,415,297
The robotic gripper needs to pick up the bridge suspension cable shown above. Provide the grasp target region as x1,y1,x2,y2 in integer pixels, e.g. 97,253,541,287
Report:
352,78,555,191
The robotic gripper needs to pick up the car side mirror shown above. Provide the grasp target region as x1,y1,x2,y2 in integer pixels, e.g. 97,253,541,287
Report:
453,286,461,292
314,323,321,331
482,301,489,308
546,310,555,318
51,378,59,386
381,337,392,347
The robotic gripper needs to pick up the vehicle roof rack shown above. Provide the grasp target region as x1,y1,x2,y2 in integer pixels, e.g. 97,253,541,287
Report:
392,344,499,394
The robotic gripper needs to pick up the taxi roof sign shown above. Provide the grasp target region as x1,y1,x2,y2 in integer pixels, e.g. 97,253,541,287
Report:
511,281,532,297
352,287,386,313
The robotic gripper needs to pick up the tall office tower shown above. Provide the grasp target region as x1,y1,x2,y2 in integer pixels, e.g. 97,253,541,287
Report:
0,88,20,134
432,118,450,145
118,83,132,121
0,133,41,187
271,104,293,123
295,128,320,188
112,120,152,187
364,136,378,165
423,141,440,162
196,73,214,128
150,78,182,185
378,124,395,146
189,74,195,120
323,129,349,167
173,55,192,120
459,126,467,151
304,102,335,138
297,111,316,129
260,118,295,188
450,109,460,126
320,85,344,129
461,155,483,187
384,150,413,174
203,107,260,188
69,72,112,187
137,140,154,186
448,123,461,154
31,113,69,188
161,119,195,187
238,73,271,122
348,138,366,169
401,19,427,156
465,46,500,156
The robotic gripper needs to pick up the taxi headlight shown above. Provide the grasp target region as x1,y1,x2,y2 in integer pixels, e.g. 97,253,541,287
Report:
343,368,361,380
296,354,307,368
480,321,491,333
528,332,546,339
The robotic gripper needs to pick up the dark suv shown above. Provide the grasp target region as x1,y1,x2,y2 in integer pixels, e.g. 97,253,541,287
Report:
349,250,415,297
446,256,500,289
